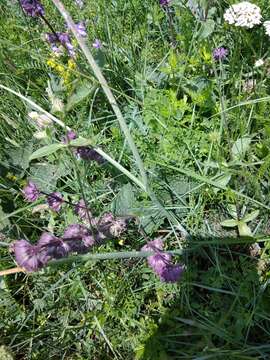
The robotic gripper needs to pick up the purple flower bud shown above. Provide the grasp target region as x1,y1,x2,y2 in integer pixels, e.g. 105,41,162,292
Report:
20,0,45,17
47,192,63,212
213,47,228,61
75,200,88,220
10,239,47,272
92,39,102,49
76,147,105,164
160,0,170,7
45,33,58,44
159,264,184,283
75,22,87,37
22,181,40,202
63,130,77,144
38,232,70,258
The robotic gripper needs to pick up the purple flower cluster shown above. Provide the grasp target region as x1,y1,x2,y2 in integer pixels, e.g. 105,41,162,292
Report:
160,0,171,7
213,47,228,61
22,183,63,212
45,32,75,57
10,213,128,272
92,39,102,49
64,130,105,164
20,0,45,17
142,239,184,283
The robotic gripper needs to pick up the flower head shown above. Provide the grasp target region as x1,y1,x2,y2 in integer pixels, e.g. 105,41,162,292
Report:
76,146,105,164
263,21,270,36
159,263,184,282
63,130,77,144
28,111,52,128
224,2,262,28
160,0,170,7
47,192,63,212
92,39,102,49
213,47,228,61
10,240,47,272
45,32,75,57
75,199,91,220
38,232,70,258
75,22,87,37
22,181,40,202
20,0,45,17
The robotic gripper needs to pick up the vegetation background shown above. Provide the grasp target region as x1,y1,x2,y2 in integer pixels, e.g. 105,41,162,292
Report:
1,0,270,359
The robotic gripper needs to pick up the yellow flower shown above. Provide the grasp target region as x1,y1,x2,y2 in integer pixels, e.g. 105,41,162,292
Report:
6,172,17,181
68,59,76,70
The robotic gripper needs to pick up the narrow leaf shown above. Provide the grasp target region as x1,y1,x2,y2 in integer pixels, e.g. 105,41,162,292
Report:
242,210,259,223
69,137,92,147
29,143,66,161
221,219,238,227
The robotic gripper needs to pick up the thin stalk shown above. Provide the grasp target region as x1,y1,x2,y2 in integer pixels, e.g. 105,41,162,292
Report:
51,0,148,188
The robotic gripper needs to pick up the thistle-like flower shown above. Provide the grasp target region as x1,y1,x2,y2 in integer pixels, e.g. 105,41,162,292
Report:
47,192,63,212
22,181,40,202
213,47,228,61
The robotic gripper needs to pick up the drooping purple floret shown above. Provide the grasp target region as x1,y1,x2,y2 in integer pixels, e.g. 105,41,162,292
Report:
22,181,40,202
45,32,75,57
92,39,102,49
213,47,228,61
20,0,45,17
142,238,183,283
75,199,91,221
159,0,170,7
63,130,77,144
38,232,70,258
75,22,87,37
11,239,48,272
159,264,184,283
76,146,105,164
47,192,63,212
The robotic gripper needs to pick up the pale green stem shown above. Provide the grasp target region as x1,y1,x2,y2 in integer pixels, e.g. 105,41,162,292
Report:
50,0,148,188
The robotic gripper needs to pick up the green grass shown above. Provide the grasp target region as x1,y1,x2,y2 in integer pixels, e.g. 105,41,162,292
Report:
1,0,270,359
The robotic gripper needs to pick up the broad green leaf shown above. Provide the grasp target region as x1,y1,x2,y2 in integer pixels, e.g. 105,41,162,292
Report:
238,221,252,237
29,143,66,161
221,219,238,227
242,210,259,223
9,143,33,170
198,19,215,39
66,82,96,112
69,137,92,147
29,163,68,192
111,183,136,216
213,173,231,194
232,136,251,159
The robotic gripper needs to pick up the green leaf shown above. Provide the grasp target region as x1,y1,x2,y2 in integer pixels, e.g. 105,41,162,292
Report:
111,183,136,216
69,137,92,147
221,219,238,227
66,82,96,112
238,221,252,237
29,143,66,161
232,136,251,159
9,143,33,170
29,163,68,192
242,210,259,223
198,19,215,39
0,205,10,231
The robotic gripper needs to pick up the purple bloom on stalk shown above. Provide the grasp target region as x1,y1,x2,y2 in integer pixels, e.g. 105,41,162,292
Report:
159,0,170,7
76,146,105,164
20,0,45,17
92,39,102,49
142,238,183,283
10,239,47,272
22,181,40,202
75,199,91,220
63,130,77,144
213,47,228,61
38,232,70,258
45,32,75,57
47,192,63,212
75,22,87,37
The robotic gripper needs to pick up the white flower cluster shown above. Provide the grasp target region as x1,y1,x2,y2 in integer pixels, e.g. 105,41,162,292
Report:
224,1,262,28
263,21,270,36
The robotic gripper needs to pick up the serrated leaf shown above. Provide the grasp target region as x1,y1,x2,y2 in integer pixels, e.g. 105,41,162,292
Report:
69,137,92,147
29,143,66,161
221,219,238,227
66,82,96,112
9,143,33,170
29,163,68,192
242,210,259,223
111,184,136,216
232,136,251,159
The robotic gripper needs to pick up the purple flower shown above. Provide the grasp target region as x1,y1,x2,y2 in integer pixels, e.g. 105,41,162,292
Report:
75,22,87,37
142,238,183,283
10,240,47,272
109,218,127,237
160,0,170,7
159,264,184,283
47,192,63,212
38,232,70,259
63,130,77,144
92,39,102,49
63,224,92,252
76,146,105,164
45,32,75,57
75,199,91,220
213,47,228,61
22,181,40,202
20,0,45,17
